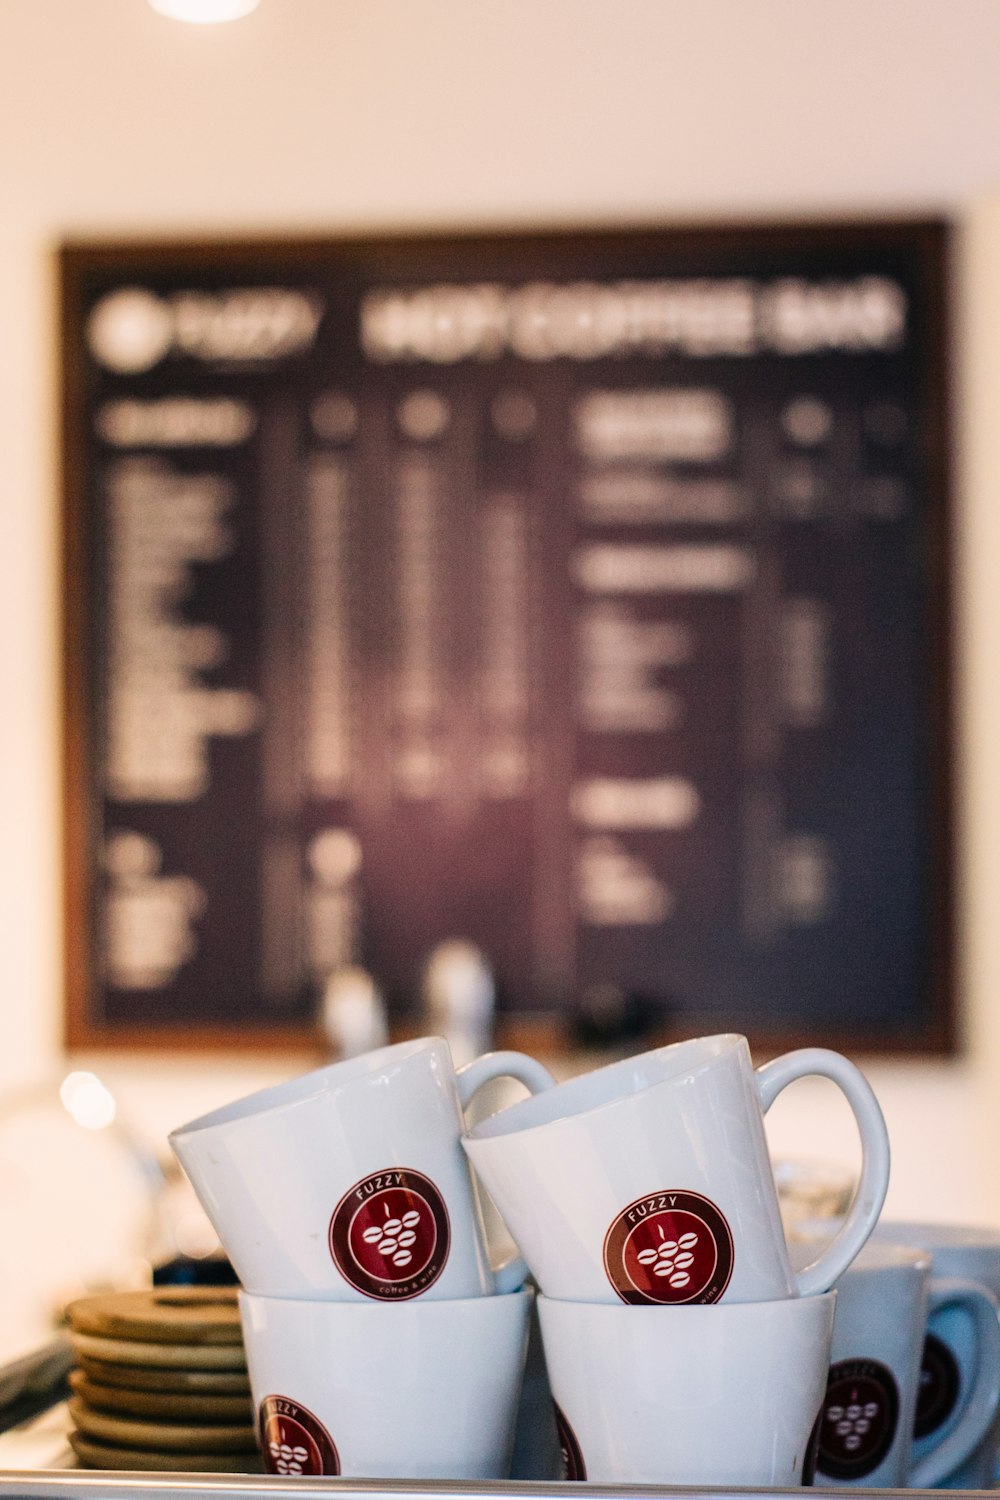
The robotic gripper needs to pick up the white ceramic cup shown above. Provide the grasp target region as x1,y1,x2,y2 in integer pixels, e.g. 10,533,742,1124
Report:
170,1038,554,1301
795,1239,1000,1488
537,1290,836,1485
239,1287,533,1478
463,1033,889,1304
870,1221,1000,1490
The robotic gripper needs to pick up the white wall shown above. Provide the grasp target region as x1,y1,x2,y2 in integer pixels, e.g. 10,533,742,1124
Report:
2,0,1000,1305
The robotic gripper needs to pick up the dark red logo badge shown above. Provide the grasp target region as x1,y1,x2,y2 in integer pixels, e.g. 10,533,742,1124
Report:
259,1396,340,1476
816,1359,899,1481
553,1403,586,1481
602,1189,734,1304
328,1167,450,1300
915,1331,960,1438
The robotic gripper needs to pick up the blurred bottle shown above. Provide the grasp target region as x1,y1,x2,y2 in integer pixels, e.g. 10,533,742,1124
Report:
321,965,388,1059
569,982,667,1053
422,939,495,1067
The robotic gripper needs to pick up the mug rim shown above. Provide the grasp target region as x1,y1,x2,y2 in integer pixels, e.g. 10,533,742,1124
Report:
170,1035,451,1140
875,1220,1000,1250
465,1032,748,1144
535,1287,836,1319
238,1283,533,1319
793,1234,931,1275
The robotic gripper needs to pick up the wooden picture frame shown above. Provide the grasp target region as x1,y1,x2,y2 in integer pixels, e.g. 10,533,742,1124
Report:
59,218,953,1054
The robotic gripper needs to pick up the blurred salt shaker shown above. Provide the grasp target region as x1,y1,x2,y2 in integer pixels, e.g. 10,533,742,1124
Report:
321,965,388,1059
422,939,495,1067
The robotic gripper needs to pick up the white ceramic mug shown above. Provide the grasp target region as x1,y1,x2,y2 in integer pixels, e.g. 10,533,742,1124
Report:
170,1038,554,1301
796,1239,1000,1488
537,1290,835,1485
870,1221,1000,1490
463,1033,889,1304
239,1287,532,1478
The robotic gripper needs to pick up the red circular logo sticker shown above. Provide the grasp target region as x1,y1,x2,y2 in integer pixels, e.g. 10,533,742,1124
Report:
602,1190,734,1304
328,1167,450,1300
259,1396,340,1476
816,1359,899,1481
553,1403,586,1481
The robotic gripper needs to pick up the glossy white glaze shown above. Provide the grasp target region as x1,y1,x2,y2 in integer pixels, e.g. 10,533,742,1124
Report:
240,1287,532,1478
464,1033,889,1303
170,1037,553,1299
537,1289,835,1485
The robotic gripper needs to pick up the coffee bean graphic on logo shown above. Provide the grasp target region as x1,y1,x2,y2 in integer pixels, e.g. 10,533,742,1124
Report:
259,1397,339,1476
553,1403,586,1481
914,1331,961,1438
329,1168,450,1300
816,1359,899,1481
602,1190,734,1305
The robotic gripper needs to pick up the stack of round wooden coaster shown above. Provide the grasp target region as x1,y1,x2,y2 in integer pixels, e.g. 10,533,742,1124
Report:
64,1287,261,1472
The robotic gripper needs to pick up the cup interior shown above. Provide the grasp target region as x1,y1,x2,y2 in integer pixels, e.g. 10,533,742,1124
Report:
171,1036,448,1138
467,1033,744,1140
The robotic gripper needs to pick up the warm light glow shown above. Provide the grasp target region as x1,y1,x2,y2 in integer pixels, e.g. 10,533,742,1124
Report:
149,0,261,22
59,1070,117,1131
175,1211,222,1259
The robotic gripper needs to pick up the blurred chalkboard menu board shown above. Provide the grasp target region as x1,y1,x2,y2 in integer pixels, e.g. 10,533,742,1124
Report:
60,220,952,1052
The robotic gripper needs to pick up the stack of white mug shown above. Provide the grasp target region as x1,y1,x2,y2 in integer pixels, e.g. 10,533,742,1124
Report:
171,1030,893,1485
169,1040,554,1479
464,1031,892,1486
787,1223,1000,1490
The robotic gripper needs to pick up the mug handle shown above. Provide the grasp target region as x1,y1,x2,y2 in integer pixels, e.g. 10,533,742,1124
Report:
910,1278,1000,1489
455,1049,556,1293
755,1047,890,1297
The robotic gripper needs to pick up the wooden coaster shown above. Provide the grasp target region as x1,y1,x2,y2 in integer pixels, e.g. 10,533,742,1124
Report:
77,1357,251,1395
66,1288,243,1346
69,1431,263,1473
70,1370,252,1423
70,1331,247,1370
68,1397,257,1454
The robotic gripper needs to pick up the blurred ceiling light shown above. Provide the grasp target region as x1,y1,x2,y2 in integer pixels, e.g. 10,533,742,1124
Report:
149,0,261,22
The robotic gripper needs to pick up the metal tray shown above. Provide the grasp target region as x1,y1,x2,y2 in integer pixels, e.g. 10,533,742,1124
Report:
0,1345,990,1498
0,1471,988,1500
